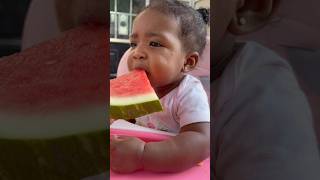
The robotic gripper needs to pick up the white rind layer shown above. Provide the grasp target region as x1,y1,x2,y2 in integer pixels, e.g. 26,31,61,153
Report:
0,105,106,139
110,92,159,106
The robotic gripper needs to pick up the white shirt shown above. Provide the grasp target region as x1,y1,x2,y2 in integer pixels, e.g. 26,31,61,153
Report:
136,74,210,134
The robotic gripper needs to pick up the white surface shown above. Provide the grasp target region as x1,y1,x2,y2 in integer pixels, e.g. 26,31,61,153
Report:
0,105,106,139
111,93,158,105
111,119,176,136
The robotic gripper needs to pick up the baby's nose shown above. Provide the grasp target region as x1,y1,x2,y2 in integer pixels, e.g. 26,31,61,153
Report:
133,48,147,60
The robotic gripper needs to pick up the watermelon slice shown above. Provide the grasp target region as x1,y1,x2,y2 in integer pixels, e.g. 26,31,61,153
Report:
0,25,108,179
110,69,163,120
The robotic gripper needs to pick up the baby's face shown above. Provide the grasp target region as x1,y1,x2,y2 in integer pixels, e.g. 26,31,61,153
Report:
127,9,186,88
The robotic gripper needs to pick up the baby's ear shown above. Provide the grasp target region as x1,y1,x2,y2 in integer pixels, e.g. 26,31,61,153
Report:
183,52,199,72
228,0,280,35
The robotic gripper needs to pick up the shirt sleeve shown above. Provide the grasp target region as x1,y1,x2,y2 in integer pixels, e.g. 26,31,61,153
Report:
176,76,210,128
213,58,320,180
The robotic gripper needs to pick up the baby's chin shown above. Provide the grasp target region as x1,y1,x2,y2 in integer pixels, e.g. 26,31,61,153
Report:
149,80,169,89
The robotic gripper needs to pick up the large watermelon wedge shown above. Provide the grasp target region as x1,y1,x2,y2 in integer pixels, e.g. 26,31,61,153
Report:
0,25,108,179
110,69,163,120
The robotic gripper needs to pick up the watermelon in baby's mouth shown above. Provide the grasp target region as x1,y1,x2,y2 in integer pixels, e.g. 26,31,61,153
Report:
110,69,163,120
0,25,107,179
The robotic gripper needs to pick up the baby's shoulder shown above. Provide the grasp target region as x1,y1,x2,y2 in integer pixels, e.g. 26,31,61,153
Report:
168,75,208,107
161,75,205,103
176,74,205,95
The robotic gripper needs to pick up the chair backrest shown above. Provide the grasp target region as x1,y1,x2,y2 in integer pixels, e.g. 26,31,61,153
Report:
116,36,211,100
21,0,60,50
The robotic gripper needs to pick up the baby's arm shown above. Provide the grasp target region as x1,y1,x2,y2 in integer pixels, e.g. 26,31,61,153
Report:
142,121,210,172
110,122,210,173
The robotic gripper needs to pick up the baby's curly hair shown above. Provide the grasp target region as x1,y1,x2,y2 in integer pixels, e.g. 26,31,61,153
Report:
143,0,208,55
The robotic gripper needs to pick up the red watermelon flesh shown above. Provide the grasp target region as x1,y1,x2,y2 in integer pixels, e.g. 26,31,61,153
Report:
110,69,163,120
0,25,108,179
110,69,154,97
0,25,107,114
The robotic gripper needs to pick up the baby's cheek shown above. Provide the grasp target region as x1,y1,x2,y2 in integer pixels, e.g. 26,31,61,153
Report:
126,58,134,71
150,68,171,86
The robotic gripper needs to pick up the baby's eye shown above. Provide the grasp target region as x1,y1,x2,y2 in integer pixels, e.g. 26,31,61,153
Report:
149,41,162,47
130,42,137,48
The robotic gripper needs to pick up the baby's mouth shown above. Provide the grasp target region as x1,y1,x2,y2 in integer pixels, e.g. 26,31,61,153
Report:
145,70,151,77
134,67,149,74
145,72,154,87
134,68,151,81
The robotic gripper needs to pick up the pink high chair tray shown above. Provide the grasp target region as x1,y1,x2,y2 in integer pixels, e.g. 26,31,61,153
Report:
110,158,210,180
110,120,210,180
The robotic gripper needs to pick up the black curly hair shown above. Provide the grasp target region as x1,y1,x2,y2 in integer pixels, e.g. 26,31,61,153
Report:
142,0,208,55
197,8,210,25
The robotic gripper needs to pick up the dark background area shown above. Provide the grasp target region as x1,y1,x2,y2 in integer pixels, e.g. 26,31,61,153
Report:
212,0,320,179
110,43,130,79
0,0,123,79
0,0,31,57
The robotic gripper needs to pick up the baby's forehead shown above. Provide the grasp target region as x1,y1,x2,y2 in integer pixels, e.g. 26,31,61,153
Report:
132,10,180,33
135,8,177,22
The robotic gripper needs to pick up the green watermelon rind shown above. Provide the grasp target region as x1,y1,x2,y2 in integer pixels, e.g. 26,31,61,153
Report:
0,129,108,180
0,105,109,179
110,100,163,120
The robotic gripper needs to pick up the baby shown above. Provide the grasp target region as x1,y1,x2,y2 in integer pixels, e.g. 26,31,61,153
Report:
110,0,210,173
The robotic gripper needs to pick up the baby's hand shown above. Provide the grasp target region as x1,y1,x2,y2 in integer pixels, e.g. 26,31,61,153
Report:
110,136,145,173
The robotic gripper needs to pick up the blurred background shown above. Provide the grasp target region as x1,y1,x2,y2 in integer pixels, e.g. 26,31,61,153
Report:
0,0,31,57
237,0,320,145
0,0,210,79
